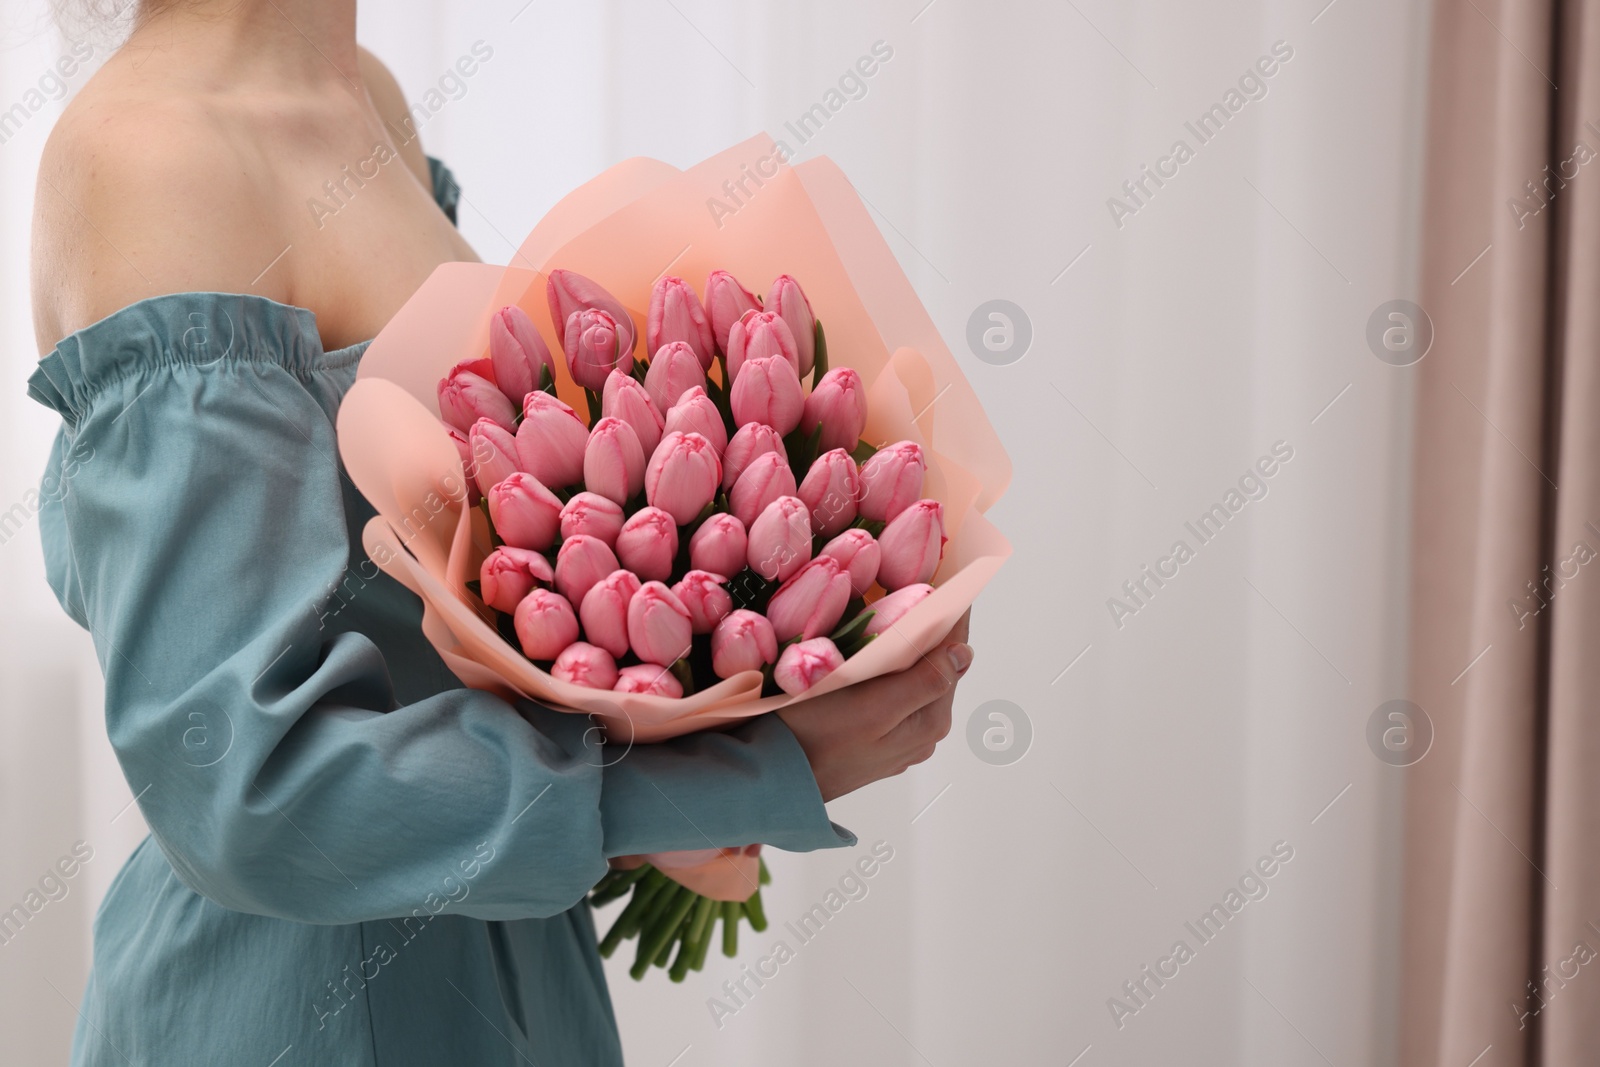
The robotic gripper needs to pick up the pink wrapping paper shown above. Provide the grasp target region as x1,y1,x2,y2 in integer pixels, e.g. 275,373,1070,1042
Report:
336,136,1012,898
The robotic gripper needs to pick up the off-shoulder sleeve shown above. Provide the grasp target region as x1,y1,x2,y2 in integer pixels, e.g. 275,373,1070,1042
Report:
27,294,850,925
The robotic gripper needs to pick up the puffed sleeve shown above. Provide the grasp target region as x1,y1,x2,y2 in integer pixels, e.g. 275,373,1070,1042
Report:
27,294,852,925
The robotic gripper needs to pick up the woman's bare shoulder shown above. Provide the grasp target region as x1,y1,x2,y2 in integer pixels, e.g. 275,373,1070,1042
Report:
31,70,292,353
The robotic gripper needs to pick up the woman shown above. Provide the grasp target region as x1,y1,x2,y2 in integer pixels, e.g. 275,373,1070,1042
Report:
28,2,973,1064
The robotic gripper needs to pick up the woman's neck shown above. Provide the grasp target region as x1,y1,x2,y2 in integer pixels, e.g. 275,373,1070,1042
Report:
122,0,361,93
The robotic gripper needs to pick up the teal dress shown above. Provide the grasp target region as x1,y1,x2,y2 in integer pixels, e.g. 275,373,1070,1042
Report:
26,160,851,1066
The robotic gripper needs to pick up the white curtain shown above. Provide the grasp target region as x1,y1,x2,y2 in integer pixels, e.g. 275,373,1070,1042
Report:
0,0,1430,1062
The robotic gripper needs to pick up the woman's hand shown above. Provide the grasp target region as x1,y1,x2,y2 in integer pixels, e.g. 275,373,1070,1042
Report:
777,612,973,802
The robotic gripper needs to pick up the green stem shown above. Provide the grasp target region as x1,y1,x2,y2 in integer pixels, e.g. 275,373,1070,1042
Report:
633,889,697,979
745,888,769,932
597,869,668,957
721,900,742,957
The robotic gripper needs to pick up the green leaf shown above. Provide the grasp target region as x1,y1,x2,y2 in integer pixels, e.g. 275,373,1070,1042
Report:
811,319,829,386
537,361,556,396
829,609,876,647
850,439,879,464
586,389,604,426
667,657,696,697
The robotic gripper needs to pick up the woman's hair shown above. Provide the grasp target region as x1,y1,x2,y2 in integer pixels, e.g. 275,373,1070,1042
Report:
50,0,167,46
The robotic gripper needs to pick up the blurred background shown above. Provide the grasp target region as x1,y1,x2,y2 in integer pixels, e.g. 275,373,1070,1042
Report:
0,0,1435,1063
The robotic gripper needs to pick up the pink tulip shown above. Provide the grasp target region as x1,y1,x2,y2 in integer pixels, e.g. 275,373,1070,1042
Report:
726,310,800,383
877,499,946,589
797,447,860,537
516,392,588,489
774,637,845,695
578,569,641,659
547,269,636,357
559,492,625,547
439,365,517,434
819,528,881,596
689,514,748,577
513,588,579,661
746,496,811,581
582,416,646,505
643,340,706,415
663,386,728,453
489,305,552,405
486,473,562,551
551,642,618,690
554,535,620,610
563,308,631,392
672,570,733,635
628,581,693,666
602,370,664,456
711,609,779,679
615,506,679,582
447,427,481,505
766,557,852,642
862,583,935,636
479,546,555,614
705,270,762,353
613,664,683,698
857,441,927,523
729,450,797,528
468,418,521,497
644,431,722,525
721,422,787,490
800,368,867,454
768,275,816,377
730,355,804,435
648,276,716,370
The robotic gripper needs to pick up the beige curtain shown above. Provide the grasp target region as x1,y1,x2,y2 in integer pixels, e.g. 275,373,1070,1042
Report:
1405,1,1600,1064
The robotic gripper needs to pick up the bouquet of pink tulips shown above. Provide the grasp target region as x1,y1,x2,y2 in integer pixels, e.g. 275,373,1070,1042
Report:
437,268,946,979
335,136,1011,985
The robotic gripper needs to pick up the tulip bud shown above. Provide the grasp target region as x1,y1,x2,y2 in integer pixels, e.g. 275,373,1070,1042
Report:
721,422,787,490
643,340,706,415
555,534,621,610
877,499,946,589
746,495,811,581
489,305,552,405
766,557,852,642
486,472,562,551
628,581,693,666
663,386,728,454
513,588,579,661
705,270,762,353
447,427,482,505
551,642,618,690
602,370,664,456
559,492,625,547
547,268,636,357
644,431,722,525
768,275,816,377
819,528,881,597
729,450,798,528
582,416,646,505
726,310,800,383
689,513,748,577
857,440,927,523
797,447,860,537
615,506,679,582
648,276,716,370
479,546,555,614
730,355,804,435
514,391,588,489
563,308,631,392
613,664,683,698
862,583,935,636
439,365,517,434
774,637,845,695
710,609,779,679
672,570,733,635
800,368,867,454
578,569,640,659
468,418,522,497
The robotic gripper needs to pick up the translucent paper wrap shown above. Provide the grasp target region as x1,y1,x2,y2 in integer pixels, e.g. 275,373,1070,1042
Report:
336,135,1011,899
